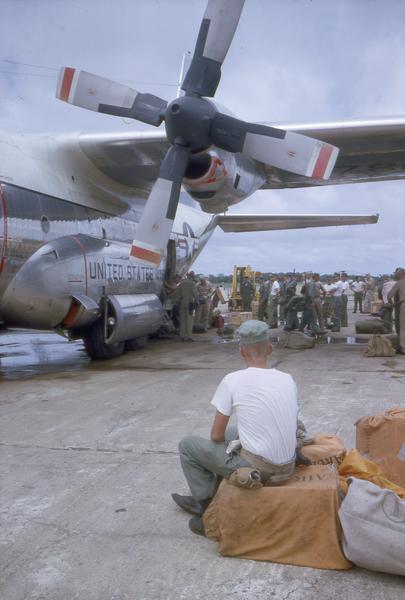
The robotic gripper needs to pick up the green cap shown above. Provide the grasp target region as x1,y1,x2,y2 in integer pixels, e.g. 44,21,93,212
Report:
238,320,269,345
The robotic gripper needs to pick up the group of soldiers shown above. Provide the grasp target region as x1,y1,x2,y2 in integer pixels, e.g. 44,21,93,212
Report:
163,271,215,341
163,268,404,346
248,271,394,336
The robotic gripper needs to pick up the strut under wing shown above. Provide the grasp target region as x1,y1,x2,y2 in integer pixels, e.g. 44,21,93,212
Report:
216,213,379,233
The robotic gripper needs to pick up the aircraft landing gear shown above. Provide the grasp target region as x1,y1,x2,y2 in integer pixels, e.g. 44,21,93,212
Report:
125,335,148,351
83,318,125,360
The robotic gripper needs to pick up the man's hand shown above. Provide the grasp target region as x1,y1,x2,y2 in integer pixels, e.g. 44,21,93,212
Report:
210,410,230,442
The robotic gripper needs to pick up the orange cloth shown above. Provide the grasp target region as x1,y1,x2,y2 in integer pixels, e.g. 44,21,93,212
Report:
203,464,351,570
356,407,405,487
338,448,405,499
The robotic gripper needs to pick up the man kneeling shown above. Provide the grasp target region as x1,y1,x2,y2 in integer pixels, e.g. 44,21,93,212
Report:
172,320,299,535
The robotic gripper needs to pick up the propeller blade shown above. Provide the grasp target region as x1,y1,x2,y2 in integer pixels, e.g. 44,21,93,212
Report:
211,113,339,180
130,144,191,267
56,68,167,126
182,0,245,97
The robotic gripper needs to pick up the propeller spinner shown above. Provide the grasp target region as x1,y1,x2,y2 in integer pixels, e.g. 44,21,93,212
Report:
56,0,339,264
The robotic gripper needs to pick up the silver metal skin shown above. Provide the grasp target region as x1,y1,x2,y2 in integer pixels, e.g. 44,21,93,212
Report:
0,178,217,347
105,294,163,346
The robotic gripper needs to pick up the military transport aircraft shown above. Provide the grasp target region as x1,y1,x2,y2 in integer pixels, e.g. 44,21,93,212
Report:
4,0,405,360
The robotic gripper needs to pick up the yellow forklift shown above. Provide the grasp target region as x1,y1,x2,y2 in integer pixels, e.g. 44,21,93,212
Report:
229,265,263,311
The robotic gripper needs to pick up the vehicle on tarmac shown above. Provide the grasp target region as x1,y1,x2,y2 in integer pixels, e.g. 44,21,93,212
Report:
5,0,405,360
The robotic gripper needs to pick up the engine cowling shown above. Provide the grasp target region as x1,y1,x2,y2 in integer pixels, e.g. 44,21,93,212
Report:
182,147,266,213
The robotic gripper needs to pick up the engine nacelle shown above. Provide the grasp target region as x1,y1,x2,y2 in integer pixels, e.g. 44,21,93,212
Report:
182,147,266,213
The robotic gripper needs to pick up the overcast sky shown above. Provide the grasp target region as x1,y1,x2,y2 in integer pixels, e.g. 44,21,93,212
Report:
2,0,405,275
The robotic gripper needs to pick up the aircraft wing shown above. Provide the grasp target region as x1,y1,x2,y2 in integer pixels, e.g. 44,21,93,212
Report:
256,116,405,189
216,213,379,233
76,115,405,192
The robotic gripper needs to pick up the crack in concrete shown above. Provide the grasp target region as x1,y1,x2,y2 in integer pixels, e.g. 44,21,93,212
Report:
0,442,178,456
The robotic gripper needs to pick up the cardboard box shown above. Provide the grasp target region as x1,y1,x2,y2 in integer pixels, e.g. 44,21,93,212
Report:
229,312,242,326
356,408,405,487
239,311,253,323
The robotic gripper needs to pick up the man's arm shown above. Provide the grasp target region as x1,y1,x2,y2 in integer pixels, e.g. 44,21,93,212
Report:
210,410,230,442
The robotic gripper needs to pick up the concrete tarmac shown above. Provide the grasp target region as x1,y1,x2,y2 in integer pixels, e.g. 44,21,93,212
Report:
1,317,405,600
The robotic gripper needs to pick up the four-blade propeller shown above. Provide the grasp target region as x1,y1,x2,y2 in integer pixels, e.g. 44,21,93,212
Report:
56,0,339,263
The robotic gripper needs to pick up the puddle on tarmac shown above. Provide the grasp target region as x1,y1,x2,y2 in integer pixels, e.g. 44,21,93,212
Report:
214,334,368,346
0,329,89,380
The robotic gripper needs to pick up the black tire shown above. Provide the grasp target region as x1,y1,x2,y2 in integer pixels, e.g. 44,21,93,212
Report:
83,319,125,360
125,335,148,351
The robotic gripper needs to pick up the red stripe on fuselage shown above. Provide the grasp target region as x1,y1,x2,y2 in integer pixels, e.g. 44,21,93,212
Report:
312,144,333,179
130,245,161,264
0,184,8,276
60,68,75,102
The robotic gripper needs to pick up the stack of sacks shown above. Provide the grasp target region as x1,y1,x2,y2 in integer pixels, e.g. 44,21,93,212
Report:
203,435,351,570
202,416,405,574
338,408,405,576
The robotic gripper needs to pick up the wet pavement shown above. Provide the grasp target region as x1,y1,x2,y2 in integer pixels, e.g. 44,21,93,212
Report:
0,329,89,380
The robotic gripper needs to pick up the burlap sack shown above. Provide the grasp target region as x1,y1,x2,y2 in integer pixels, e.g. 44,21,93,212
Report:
356,408,405,486
363,334,395,357
203,464,351,570
301,434,346,468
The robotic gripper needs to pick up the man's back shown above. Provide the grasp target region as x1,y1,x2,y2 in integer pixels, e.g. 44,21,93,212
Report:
211,367,298,464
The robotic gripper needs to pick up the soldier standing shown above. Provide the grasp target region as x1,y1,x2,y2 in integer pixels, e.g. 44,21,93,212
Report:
312,273,326,333
363,274,375,313
351,276,365,313
329,274,344,332
340,273,350,327
267,275,280,328
388,268,405,354
195,277,212,330
240,276,254,312
278,275,287,325
172,272,199,341
300,275,320,336
258,277,269,322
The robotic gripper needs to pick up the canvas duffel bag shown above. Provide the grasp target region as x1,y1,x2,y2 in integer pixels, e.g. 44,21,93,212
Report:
355,318,391,334
339,477,405,576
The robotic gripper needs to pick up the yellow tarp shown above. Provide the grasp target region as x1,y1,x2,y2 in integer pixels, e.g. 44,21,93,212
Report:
339,448,405,499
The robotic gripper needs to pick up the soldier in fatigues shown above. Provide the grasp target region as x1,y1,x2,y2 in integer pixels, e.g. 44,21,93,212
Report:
195,277,212,330
388,267,405,354
258,277,269,321
240,276,254,312
340,273,350,327
172,272,199,341
267,276,280,328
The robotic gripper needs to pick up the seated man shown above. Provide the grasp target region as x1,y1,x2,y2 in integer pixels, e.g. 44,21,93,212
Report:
172,320,299,535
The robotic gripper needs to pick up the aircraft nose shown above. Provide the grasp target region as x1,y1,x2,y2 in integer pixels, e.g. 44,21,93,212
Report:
0,236,89,329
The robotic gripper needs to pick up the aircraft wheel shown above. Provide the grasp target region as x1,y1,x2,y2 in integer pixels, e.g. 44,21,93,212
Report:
125,335,148,351
83,319,125,360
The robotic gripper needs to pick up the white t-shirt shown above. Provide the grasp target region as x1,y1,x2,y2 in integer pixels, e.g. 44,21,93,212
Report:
331,280,344,297
351,281,365,293
211,367,298,464
270,281,280,296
